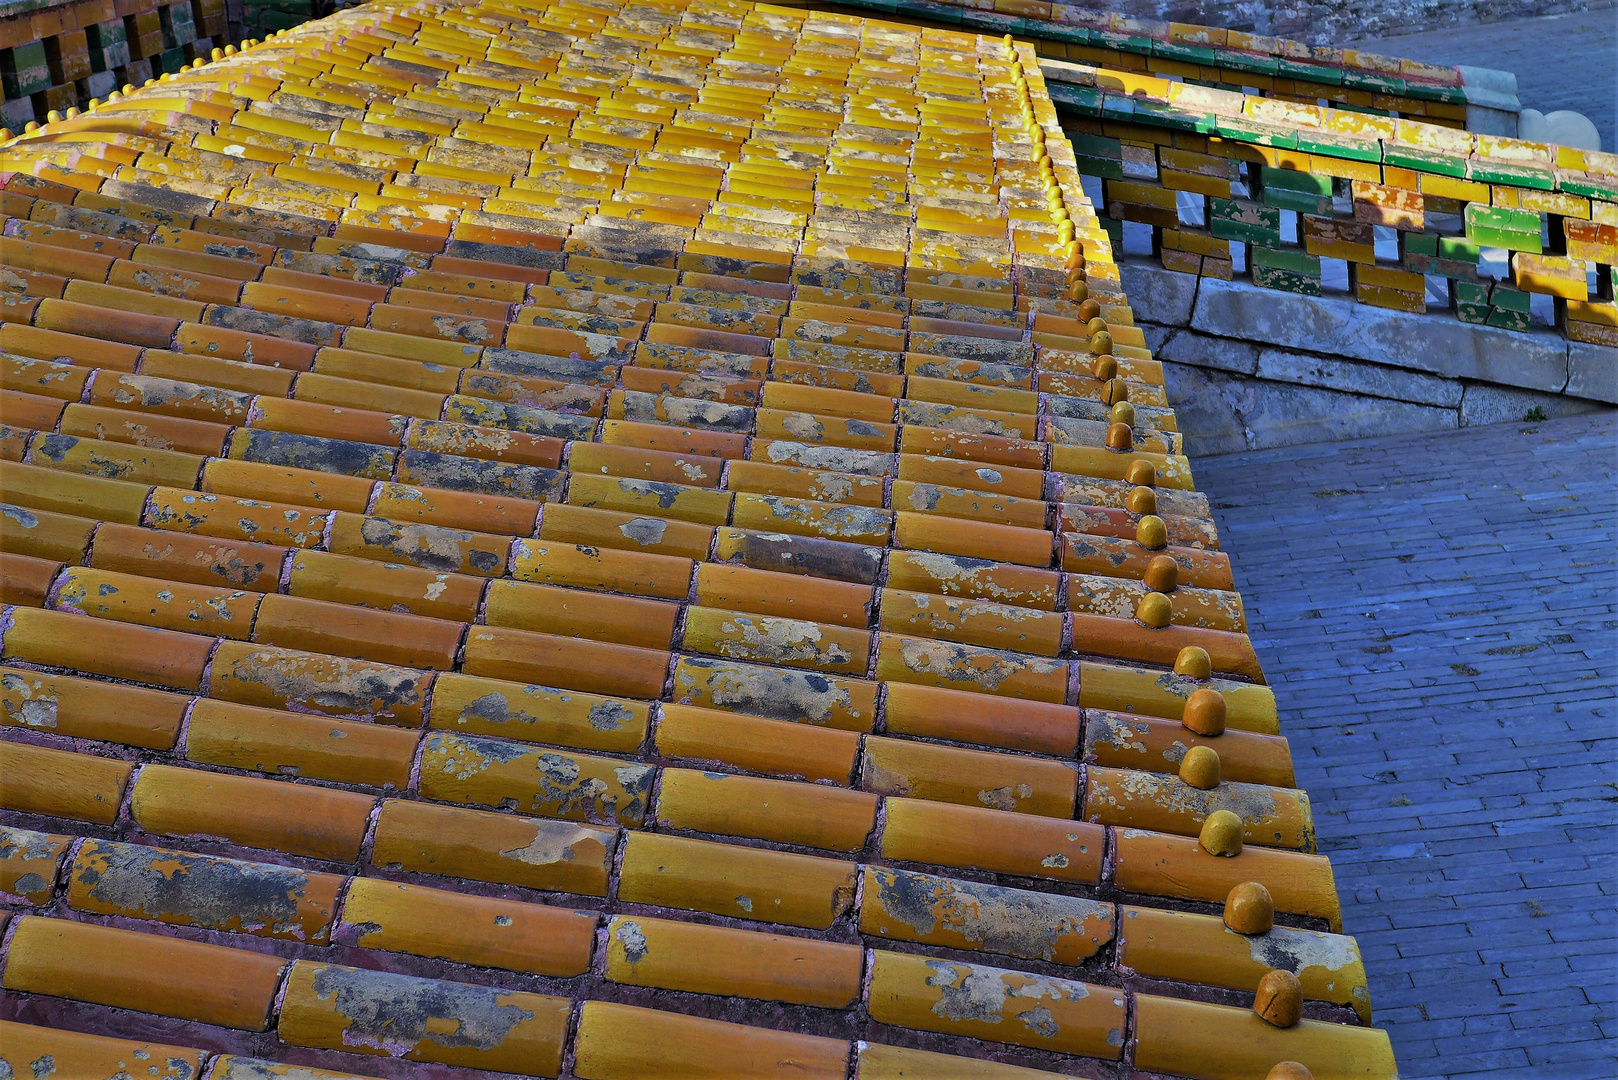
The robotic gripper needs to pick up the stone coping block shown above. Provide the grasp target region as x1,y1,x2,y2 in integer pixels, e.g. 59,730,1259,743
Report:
1117,264,1606,399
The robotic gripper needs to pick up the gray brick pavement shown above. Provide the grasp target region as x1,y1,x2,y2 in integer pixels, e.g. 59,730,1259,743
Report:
1194,412,1618,1080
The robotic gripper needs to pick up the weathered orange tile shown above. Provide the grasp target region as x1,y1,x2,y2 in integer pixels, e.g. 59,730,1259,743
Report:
0,503,97,564
860,735,1078,816
682,606,871,675
278,960,570,1075
1,389,68,433
654,701,861,783
898,424,1046,470
0,552,60,607
0,916,286,1031
510,537,694,600
286,548,485,621
1070,613,1265,683
175,320,320,370
875,632,1070,703
861,865,1116,965
0,665,186,750
567,472,735,527
419,731,653,826
1,460,150,525
427,670,649,754
1084,710,1296,788
295,371,448,419
200,458,376,513
1111,828,1342,931
538,501,716,560
892,481,1049,532
0,1021,204,1080
879,796,1105,885
574,1001,850,1080
567,438,725,488
462,624,670,699
183,698,419,789
483,577,679,649
878,587,1063,655
654,767,878,851
252,592,464,671
1062,532,1234,590
1119,905,1372,1023
2,323,143,373
1066,571,1246,632
0,826,70,905
725,459,886,508
139,350,300,397
68,838,343,943
885,549,1059,610
897,452,1046,499
731,491,893,546
671,654,878,731
596,416,747,462
2,606,214,691
694,562,873,626
339,876,597,976
129,763,375,862
52,565,261,640
1077,660,1279,735
754,407,897,452
1131,994,1396,1080
58,402,231,456
604,914,863,1007
326,510,513,577
1084,765,1315,851
618,831,858,929
854,1042,1073,1079
894,510,1053,569
369,797,616,897
370,480,541,537
867,949,1126,1058
146,487,335,549
29,432,205,488
207,640,430,727
89,522,286,592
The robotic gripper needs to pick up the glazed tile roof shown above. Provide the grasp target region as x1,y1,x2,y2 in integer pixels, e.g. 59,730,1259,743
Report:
0,2,1396,1078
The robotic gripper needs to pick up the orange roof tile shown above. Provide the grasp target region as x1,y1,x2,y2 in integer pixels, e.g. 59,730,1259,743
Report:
0,3,1395,1078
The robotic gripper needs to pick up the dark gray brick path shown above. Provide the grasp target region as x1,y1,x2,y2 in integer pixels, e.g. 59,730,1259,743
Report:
1344,8,1617,152
1193,413,1618,1080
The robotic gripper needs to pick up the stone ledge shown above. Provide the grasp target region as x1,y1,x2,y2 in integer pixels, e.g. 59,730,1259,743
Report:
1120,263,1618,406
1189,277,1571,392
1568,342,1618,404
1253,348,1463,408
1162,355,1610,456
1164,356,1605,453
1162,362,1458,456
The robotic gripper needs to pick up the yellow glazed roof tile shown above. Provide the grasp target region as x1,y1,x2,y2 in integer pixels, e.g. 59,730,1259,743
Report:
0,3,1392,1079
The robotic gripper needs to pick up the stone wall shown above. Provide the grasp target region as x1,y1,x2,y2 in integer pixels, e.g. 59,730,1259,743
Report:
1102,0,1599,46
1122,263,1617,455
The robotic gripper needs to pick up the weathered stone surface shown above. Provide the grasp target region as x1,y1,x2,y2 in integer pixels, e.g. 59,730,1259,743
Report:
1457,383,1612,427
1566,341,1618,404
1254,349,1464,408
1140,322,1173,357
1164,362,1457,456
1190,279,1569,391
1156,328,1260,375
1120,262,1198,327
